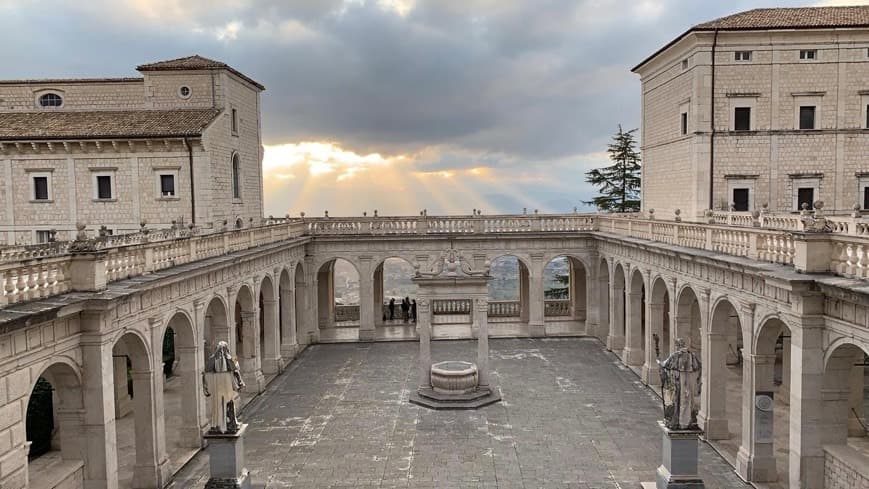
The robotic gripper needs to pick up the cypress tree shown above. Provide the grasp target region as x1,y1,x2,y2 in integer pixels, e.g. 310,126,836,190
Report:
584,125,641,212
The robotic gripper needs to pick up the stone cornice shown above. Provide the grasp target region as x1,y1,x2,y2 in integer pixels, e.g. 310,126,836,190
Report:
0,137,203,157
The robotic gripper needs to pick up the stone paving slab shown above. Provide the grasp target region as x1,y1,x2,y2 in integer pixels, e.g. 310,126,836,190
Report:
172,338,750,488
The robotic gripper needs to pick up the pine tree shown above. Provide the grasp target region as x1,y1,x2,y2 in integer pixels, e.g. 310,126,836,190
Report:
584,125,641,212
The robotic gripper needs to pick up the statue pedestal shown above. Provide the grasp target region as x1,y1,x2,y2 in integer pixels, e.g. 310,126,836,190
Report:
655,422,705,489
204,424,250,489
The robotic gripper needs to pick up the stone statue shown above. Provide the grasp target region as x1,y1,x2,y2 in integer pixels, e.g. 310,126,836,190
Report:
203,341,246,434
657,338,702,430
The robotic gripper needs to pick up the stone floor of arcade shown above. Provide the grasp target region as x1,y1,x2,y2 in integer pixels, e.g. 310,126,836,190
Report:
169,338,750,489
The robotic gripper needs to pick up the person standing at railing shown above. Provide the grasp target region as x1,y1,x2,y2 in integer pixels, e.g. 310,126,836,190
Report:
401,297,410,323
411,299,417,323
389,298,396,320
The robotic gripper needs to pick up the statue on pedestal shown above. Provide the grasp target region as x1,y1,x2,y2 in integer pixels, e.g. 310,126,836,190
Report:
203,341,245,434
657,338,702,430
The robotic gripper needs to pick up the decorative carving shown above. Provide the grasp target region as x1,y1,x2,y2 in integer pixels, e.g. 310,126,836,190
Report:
415,249,490,278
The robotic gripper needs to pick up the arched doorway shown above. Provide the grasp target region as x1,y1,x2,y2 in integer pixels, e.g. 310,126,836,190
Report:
739,317,791,483
25,362,85,488
675,286,702,354
317,259,360,329
488,255,530,333
259,275,280,375
821,342,869,489
112,331,169,489
643,276,670,385
543,256,587,335
704,299,744,459
161,312,204,470
234,285,263,393
374,257,418,326
624,268,646,367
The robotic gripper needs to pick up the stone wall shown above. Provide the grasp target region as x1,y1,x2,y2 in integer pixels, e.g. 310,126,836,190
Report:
0,80,145,112
824,445,869,489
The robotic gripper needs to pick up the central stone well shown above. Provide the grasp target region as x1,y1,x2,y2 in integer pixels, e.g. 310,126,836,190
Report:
431,361,478,394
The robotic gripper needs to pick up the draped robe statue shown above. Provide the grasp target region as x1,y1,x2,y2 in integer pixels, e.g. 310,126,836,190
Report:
203,341,246,434
657,338,702,430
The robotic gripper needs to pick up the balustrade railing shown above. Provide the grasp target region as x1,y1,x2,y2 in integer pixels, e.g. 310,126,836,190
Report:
334,305,360,323
488,300,520,317
544,300,571,317
0,257,71,307
432,299,472,315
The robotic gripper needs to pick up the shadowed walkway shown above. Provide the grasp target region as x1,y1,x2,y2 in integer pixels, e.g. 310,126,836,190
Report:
173,338,750,488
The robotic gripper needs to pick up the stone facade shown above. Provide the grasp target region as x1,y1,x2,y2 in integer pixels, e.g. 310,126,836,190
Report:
0,56,264,245
635,23,869,219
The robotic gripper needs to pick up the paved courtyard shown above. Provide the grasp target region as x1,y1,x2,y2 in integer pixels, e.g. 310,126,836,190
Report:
173,338,750,488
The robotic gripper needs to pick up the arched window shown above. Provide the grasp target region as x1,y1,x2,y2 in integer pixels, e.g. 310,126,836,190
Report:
38,93,63,107
231,153,241,199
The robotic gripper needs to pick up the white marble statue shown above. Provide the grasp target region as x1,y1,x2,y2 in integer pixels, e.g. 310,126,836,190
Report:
203,341,246,434
657,338,702,430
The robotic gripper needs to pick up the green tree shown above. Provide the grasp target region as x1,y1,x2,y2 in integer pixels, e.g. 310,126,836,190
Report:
584,125,641,212
544,273,569,300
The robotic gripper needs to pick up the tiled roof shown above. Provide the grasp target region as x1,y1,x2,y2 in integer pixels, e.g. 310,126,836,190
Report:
137,55,265,90
634,6,869,72
695,6,869,30
0,109,221,141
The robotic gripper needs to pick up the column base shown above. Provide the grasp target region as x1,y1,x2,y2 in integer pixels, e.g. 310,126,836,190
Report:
697,414,729,441
606,335,625,352
736,446,777,482
204,424,251,489
132,457,172,489
179,425,206,449
280,345,297,362
115,395,133,418
642,363,661,385
622,347,644,366
242,370,265,394
261,357,281,376
358,328,376,341
529,322,546,338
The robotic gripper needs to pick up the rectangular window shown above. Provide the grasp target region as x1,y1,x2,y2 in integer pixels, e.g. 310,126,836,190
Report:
680,112,688,135
865,104,869,129
681,59,688,70
159,174,175,197
864,187,869,210
799,49,817,60
35,230,52,244
96,175,112,200
32,176,49,200
732,188,750,211
734,107,751,131
735,51,752,61
797,187,815,210
231,108,238,134
799,106,816,129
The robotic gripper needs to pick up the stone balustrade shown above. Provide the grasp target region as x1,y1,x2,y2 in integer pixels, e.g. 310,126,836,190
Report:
5,210,869,307
432,299,472,315
488,300,520,317
335,305,360,323
544,300,571,317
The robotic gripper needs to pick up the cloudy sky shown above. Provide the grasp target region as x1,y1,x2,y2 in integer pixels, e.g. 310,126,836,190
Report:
0,0,857,217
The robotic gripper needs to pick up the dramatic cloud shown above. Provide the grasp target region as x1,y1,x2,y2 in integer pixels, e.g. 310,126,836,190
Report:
0,0,822,216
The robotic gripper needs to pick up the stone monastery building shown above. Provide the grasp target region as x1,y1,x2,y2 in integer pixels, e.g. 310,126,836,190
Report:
635,6,869,219
0,55,265,245
2,6,869,489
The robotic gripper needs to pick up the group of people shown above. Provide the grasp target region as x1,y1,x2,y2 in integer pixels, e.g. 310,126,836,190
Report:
387,297,417,323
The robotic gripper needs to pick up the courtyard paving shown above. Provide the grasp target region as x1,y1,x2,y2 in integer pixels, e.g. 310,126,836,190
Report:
172,338,750,488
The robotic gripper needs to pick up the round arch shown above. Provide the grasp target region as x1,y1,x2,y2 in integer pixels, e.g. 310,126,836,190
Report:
294,262,307,344
374,256,419,325
596,258,610,341
821,340,869,452
259,274,280,375
234,283,261,392
488,255,531,323
674,285,702,353
703,297,745,446
542,255,587,323
623,267,646,367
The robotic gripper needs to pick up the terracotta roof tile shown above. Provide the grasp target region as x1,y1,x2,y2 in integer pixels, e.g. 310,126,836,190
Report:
0,109,221,141
0,77,143,85
695,6,869,30
137,55,265,90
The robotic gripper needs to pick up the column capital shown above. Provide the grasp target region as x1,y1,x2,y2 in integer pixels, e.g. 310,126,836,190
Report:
193,297,206,310
149,315,164,328
262,298,277,305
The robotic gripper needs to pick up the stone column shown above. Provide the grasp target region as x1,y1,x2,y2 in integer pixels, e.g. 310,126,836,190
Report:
528,253,546,337
623,290,644,366
374,264,385,326
418,298,432,390
280,286,297,359
358,268,376,341
582,259,597,335
780,334,791,404
81,324,120,489
113,355,132,418
607,278,625,352
476,298,490,389
788,316,825,489
736,304,758,482
699,331,729,440
193,298,209,434
849,362,865,436
317,266,333,328
176,345,205,448
240,311,264,393
130,367,171,489
642,299,664,385
261,298,280,375
596,265,609,342
519,264,530,323
307,275,320,344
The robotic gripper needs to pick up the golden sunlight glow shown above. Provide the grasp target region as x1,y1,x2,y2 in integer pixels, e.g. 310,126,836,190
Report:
264,141,399,180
